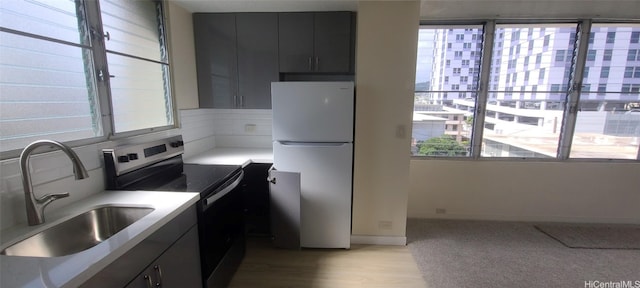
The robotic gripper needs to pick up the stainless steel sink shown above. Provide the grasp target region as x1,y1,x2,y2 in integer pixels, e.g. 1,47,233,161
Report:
0,206,154,257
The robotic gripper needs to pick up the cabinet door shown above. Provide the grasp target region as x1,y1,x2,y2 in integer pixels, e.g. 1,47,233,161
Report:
153,226,202,287
236,13,278,109
126,226,202,288
278,13,314,73
314,12,353,73
269,170,301,249
194,14,238,108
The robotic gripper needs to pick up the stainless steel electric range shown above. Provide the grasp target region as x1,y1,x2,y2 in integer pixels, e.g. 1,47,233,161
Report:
102,135,245,288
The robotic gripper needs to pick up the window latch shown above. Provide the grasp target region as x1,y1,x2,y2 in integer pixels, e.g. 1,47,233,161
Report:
89,28,110,42
97,69,114,82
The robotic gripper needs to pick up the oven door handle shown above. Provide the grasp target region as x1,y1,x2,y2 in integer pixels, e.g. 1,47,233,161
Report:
203,171,244,208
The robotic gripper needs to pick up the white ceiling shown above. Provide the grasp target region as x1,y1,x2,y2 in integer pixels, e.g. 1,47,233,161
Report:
171,0,640,20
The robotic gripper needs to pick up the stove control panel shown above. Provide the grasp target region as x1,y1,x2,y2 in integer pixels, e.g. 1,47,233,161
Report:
103,135,185,176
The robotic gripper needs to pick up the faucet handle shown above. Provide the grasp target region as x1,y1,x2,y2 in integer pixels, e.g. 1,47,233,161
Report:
48,192,70,200
33,192,69,224
37,192,70,205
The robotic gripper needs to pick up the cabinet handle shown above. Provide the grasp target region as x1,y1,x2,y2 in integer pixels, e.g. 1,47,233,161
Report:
154,265,163,287
144,275,153,288
315,56,319,72
234,94,238,108
308,57,313,71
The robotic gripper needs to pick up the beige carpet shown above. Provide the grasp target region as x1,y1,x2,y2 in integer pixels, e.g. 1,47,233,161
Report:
407,219,640,288
534,223,640,249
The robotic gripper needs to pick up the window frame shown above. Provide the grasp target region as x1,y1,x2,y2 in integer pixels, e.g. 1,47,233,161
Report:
0,0,177,160
413,20,640,162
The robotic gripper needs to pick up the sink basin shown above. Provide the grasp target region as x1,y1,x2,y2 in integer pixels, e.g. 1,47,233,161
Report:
0,206,154,257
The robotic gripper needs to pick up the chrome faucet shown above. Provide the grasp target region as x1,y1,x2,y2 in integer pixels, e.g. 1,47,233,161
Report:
20,140,89,226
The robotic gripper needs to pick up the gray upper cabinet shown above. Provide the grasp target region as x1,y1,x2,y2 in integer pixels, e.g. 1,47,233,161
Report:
236,13,279,109
278,12,354,74
194,14,237,108
194,13,278,109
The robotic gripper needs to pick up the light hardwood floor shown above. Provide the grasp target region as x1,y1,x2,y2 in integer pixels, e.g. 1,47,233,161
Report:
229,238,428,288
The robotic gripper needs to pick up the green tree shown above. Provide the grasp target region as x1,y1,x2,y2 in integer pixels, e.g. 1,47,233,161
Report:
465,116,474,126
417,135,468,156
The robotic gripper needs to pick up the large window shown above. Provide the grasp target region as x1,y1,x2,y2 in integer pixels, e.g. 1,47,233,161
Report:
483,24,576,158
413,26,482,156
573,24,640,159
0,0,173,155
414,21,640,160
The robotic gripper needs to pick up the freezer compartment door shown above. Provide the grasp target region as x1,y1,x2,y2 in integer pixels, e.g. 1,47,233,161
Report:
273,141,352,249
271,81,354,142
268,169,301,249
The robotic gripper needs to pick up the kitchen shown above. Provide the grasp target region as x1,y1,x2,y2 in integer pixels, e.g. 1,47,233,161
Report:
0,0,417,286
1,0,639,287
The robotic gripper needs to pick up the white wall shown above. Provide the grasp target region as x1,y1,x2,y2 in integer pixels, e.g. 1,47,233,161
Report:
167,2,199,110
409,160,640,223
351,0,420,243
408,0,640,225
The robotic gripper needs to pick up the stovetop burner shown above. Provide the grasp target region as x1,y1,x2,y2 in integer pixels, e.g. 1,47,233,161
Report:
146,164,241,193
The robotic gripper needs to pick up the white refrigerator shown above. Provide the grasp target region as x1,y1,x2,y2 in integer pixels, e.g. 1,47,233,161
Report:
270,81,354,249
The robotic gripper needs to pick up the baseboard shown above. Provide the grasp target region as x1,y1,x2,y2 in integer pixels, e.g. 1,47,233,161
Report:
407,213,640,225
351,235,407,246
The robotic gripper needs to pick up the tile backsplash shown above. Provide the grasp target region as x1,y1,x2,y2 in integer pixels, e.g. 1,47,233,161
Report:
0,108,271,231
211,109,273,148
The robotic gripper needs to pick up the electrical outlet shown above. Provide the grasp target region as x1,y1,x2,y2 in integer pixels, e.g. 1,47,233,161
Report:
395,125,406,138
435,208,447,214
244,124,257,133
378,220,393,230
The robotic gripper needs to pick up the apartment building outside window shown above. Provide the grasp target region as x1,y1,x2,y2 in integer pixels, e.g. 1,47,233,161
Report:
414,25,483,156
414,21,640,160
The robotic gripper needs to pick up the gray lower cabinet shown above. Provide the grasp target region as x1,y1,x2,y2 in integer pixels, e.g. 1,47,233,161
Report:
80,206,202,288
278,12,354,73
268,170,301,249
125,226,202,288
194,13,278,109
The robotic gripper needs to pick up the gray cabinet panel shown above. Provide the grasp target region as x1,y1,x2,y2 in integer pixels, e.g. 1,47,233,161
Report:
194,13,277,109
194,13,237,108
269,170,301,249
314,12,352,73
126,226,202,288
236,13,279,109
278,12,354,74
278,13,314,73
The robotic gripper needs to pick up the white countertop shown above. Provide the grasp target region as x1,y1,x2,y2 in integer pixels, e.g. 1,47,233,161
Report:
0,191,199,288
185,147,273,167
0,147,272,288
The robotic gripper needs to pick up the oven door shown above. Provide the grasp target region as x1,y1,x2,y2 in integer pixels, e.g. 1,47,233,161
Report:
198,171,245,288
